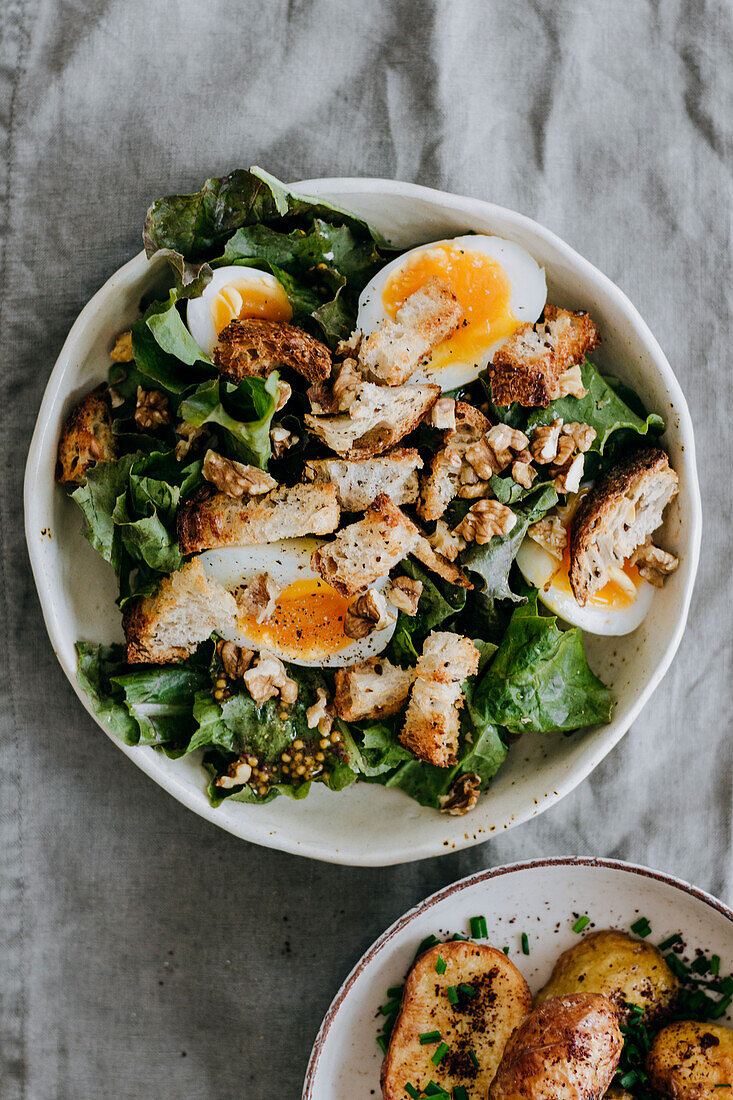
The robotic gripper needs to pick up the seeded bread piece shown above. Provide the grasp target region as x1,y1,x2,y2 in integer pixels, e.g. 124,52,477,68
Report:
569,448,678,606
399,631,480,767
310,494,470,598
304,381,440,459
123,558,237,664
489,305,600,408
334,657,416,722
56,385,116,485
359,277,464,385
381,941,532,1100
177,482,340,555
418,401,492,521
304,448,423,511
214,317,332,383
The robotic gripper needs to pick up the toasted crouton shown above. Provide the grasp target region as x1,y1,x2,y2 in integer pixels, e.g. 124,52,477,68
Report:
382,941,532,1100
122,558,237,664
214,318,332,383
418,401,492,521
56,385,116,485
177,482,340,555
334,657,415,722
359,277,464,385
304,381,440,459
569,448,678,606
489,305,600,408
304,448,423,511
311,494,470,598
399,631,480,766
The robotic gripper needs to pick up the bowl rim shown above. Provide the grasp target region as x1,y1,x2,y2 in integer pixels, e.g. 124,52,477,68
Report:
302,855,732,1097
24,176,703,865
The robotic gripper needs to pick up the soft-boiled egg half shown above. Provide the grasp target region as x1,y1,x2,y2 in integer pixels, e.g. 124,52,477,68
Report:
187,265,293,358
516,510,654,636
356,235,546,390
198,538,396,667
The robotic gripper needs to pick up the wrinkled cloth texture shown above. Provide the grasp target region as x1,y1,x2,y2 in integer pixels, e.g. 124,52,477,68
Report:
1,1,732,1096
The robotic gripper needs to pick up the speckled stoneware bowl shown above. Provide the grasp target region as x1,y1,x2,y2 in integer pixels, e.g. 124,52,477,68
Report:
303,857,732,1097
24,179,701,865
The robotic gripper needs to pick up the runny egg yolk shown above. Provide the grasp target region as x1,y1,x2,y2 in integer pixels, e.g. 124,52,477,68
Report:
381,243,517,372
237,577,352,659
211,278,293,335
549,544,642,609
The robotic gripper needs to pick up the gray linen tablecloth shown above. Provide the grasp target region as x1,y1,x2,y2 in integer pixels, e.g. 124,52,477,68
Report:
1,1,732,1096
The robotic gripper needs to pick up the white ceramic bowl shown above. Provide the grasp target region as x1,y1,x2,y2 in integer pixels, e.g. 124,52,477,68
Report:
303,857,733,1098
24,178,702,865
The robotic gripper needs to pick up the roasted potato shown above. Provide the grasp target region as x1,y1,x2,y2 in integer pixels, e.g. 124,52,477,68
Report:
488,992,623,1099
381,941,532,1100
535,929,678,1021
647,1020,733,1097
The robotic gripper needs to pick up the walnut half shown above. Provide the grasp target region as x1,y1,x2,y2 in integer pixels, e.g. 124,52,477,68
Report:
344,590,396,639
135,386,170,429
630,538,679,587
454,499,517,545
243,650,298,706
203,449,277,498
387,576,423,616
439,772,481,815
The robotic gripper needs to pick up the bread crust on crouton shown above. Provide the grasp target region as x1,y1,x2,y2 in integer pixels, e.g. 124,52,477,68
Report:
400,631,480,766
123,558,237,664
334,657,415,722
214,318,332,384
177,481,340,555
489,305,600,408
569,447,678,606
418,401,492,521
305,381,440,459
304,448,423,511
359,277,464,385
56,385,116,485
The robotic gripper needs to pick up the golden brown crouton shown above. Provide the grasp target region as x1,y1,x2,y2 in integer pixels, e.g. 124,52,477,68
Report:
305,381,440,459
418,401,492,521
489,305,600,408
56,385,116,485
334,657,416,722
359,277,464,385
399,631,480,766
214,318,332,384
177,482,340,555
304,448,423,511
122,558,237,664
569,448,678,606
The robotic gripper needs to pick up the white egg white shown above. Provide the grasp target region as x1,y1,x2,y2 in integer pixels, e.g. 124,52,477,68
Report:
356,234,546,390
197,538,397,667
516,538,655,636
186,265,289,358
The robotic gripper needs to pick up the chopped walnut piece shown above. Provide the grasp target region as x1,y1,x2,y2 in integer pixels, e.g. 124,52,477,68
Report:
218,640,254,679
243,649,298,706
465,424,530,479
330,356,363,412
110,330,133,363
554,452,585,494
306,687,335,736
134,386,170,429
528,516,567,560
336,330,362,358
387,576,423,615
563,421,596,453
236,574,281,623
630,538,679,586
344,589,396,639
429,520,466,562
275,380,292,412
530,418,563,463
203,449,277,498
270,424,299,458
430,397,457,431
455,498,517,544
439,771,481,815
511,450,537,488
175,422,208,461
215,757,253,789
556,364,587,398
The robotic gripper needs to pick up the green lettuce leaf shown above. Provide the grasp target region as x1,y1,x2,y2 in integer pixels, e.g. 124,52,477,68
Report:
71,453,139,572
388,560,467,667
111,665,210,746
76,642,140,745
180,373,278,468
143,291,212,367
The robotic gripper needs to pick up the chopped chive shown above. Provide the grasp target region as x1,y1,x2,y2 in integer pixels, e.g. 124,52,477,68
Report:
377,1034,388,1054
387,986,404,999
521,932,530,955
431,1041,449,1066
451,932,468,941
691,955,711,975
468,1048,479,1069
502,945,510,955
665,953,689,979
710,995,732,1019
453,1088,469,1100
572,915,591,933
435,955,447,975
425,1084,449,1098
712,954,721,976
404,1084,420,1099
631,917,652,938
458,983,476,997
415,934,440,958
713,1084,731,1089
658,932,683,951
619,1071,639,1088
419,1030,442,1045
470,915,488,939
379,1000,401,1016
447,985,459,1005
